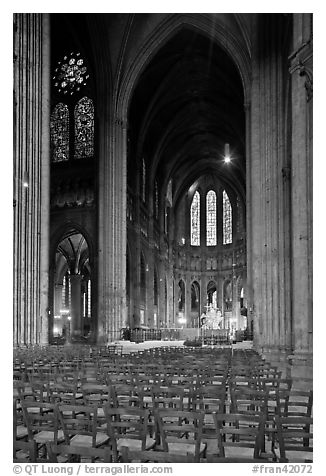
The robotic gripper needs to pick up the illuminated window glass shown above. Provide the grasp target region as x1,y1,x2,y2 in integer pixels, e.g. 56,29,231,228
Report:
154,180,159,219
62,275,66,308
53,52,89,96
87,280,91,317
223,190,232,244
206,190,217,246
167,179,173,206
191,191,200,246
50,103,69,162
142,159,146,202
74,97,94,159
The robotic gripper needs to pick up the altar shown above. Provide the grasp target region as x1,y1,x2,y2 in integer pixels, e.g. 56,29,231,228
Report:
201,304,223,330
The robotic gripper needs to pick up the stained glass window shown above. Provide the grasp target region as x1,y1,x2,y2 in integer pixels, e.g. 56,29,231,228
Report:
87,280,91,317
154,180,159,219
53,52,89,96
74,97,94,159
142,159,146,202
62,275,67,308
223,190,232,244
167,179,173,206
51,103,69,162
206,190,217,246
191,191,200,246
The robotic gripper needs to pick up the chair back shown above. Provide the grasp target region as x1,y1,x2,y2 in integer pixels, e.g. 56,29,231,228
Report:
46,442,112,463
58,404,99,446
154,408,205,461
21,401,60,443
103,405,151,452
275,416,313,463
213,412,266,459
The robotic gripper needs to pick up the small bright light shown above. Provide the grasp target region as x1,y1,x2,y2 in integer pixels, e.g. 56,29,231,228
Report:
60,309,69,314
224,143,231,163
23,171,29,188
67,316,71,321
178,317,186,324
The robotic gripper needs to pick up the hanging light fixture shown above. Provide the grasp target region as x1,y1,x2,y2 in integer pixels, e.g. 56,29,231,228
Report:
23,171,29,188
224,143,231,163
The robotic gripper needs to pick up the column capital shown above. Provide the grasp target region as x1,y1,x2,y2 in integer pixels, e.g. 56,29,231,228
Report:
114,116,127,129
289,40,313,101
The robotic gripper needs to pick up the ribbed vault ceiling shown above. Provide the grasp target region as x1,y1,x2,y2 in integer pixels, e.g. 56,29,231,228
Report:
128,27,246,201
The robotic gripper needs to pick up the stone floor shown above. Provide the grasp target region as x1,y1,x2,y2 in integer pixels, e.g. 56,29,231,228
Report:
109,339,253,354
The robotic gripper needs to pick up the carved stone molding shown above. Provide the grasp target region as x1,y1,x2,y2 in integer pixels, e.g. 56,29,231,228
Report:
51,178,95,209
289,41,313,102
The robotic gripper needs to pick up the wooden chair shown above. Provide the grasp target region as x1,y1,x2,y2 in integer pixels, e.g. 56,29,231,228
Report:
58,404,109,448
274,416,313,463
103,405,155,461
230,387,267,416
205,455,267,463
49,382,83,405
13,397,28,441
110,383,139,407
190,386,226,455
278,390,313,418
13,439,37,462
21,401,64,459
152,385,185,411
154,408,206,462
212,412,267,461
120,446,195,463
46,442,113,463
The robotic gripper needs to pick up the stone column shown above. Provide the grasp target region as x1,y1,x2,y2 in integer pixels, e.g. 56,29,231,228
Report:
13,14,50,346
97,111,127,342
245,101,254,333
288,14,313,380
147,258,154,327
250,14,293,362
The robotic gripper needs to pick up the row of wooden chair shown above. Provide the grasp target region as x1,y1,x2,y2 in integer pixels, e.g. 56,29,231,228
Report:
14,399,313,463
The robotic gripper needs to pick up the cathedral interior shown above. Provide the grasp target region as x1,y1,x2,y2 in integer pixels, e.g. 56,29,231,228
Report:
13,13,313,463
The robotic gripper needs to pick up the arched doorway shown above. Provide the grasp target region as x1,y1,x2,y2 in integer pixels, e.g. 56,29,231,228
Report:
51,230,92,343
191,281,200,328
177,280,186,326
207,280,218,310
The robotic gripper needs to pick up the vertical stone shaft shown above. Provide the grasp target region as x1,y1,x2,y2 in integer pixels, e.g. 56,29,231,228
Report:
250,15,292,357
13,13,50,345
289,14,313,357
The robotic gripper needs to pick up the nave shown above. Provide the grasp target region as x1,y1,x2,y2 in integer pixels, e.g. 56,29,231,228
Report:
14,343,313,464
